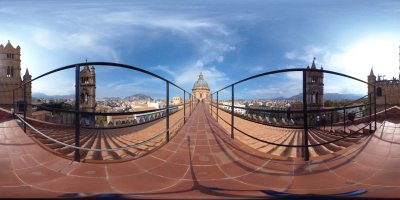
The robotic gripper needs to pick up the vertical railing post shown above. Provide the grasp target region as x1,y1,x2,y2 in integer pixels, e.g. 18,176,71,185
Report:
302,70,309,161
74,65,81,162
385,95,387,120
12,89,15,119
184,91,186,124
231,85,235,139
23,84,26,133
217,91,219,122
374,85,377,131
210,93,213,116
343,107,346,133
330,111,333,132
166,81,170,142
369,94,372,133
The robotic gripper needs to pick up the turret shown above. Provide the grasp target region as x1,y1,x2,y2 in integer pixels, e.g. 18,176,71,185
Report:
22,68,32,115
367,67,376,106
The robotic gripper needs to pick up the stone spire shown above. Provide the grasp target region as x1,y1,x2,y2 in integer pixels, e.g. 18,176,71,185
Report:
23,68,31,80
311,57,316,69
83,59,89,71
370,67,374,76
24,68,30,76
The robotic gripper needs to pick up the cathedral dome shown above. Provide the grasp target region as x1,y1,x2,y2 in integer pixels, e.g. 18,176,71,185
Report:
193,72,209,90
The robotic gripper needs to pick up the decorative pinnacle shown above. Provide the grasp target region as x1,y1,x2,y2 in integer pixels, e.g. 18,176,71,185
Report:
199,72,204,80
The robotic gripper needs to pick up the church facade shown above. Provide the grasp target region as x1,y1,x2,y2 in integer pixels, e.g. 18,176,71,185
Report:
0,40,32,115
368,68,400,106
367,46,400,107
192,72,210,102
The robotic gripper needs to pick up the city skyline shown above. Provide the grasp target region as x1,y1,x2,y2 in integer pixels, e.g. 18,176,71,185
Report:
1,0,400,99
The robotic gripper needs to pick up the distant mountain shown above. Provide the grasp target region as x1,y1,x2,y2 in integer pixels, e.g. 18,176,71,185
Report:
102,97,122,100
286,93,363,101
271,97,287,100
32,92,74,99
124,94,152,101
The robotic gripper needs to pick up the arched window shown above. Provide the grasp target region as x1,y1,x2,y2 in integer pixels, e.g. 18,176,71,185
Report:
7,66,11,77
6,66,13,77
311,92,317,104
377,87,382,97
200,93,202,98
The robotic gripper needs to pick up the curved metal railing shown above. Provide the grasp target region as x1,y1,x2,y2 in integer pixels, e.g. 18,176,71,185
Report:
12,62,194,162
208,68,377,160
15,113,184,152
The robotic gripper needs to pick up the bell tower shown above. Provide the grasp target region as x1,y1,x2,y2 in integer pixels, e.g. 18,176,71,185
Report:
0,40,22,83
0,40,31,115
79,63,96,113
306,57,324,110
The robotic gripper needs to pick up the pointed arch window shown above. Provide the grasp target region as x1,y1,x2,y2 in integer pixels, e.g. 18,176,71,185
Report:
6,66,13,77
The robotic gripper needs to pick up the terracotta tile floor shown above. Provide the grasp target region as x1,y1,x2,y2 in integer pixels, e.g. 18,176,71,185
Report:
0,103,400,198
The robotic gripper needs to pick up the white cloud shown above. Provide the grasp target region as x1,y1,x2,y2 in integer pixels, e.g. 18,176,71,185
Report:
284,34,400,94
244,80,302,99
250,66,265,73
32,76,75,96
150,65,177,77
33,28,120,62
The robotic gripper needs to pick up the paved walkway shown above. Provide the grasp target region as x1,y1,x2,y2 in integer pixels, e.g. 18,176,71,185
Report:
1,103,400,198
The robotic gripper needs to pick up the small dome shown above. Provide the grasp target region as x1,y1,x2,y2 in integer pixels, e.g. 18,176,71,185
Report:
193,72,209,89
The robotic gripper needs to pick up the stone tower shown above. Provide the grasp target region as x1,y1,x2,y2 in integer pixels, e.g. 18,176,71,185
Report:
0,40,31,115
79,64,96,113
306,58,324,110
22,68,32,115
367,68,376,101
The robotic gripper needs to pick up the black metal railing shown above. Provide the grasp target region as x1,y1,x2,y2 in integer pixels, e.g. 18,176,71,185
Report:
209,68,377,161
12,62,192,162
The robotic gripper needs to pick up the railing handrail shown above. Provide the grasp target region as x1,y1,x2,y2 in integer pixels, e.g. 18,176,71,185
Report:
213,108,371,148
15,113,184,152
14,62,191,94
212,102,371,114
208,67,377,161
35,104,183,116
12,61,196,162
212,68,375,94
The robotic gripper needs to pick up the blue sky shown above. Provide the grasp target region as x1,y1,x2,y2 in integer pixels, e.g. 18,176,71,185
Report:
1,0,400,99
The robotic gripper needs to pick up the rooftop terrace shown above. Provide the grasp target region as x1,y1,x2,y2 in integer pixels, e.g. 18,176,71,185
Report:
1,103,400,199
